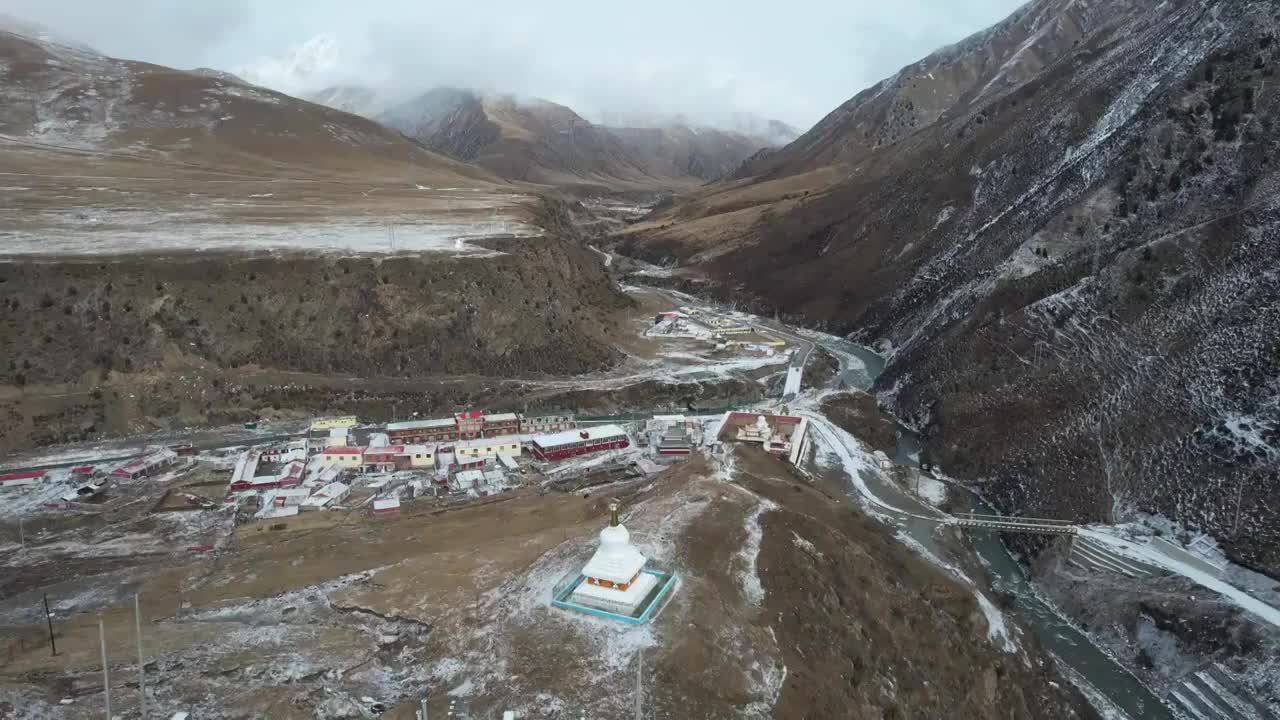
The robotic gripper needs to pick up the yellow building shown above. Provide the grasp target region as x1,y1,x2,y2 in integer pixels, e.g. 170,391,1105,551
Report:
403,444,435,469
455,437,521,460
316,447,363,467
310,416,358,432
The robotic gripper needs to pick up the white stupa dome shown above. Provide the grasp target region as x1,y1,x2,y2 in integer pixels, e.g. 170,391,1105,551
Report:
582,511,647,586
600,523,631,547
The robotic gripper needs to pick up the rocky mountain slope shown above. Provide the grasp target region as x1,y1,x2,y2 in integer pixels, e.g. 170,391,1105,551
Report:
0,29,629,451
303,84,388,118
734,0,1148,180
0,30,488,183
621,0,1280,576
376,87,772,188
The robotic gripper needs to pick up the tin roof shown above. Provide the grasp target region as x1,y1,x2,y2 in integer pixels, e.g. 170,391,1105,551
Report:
532,424,627,450
373,497,401,511
386,417,456,431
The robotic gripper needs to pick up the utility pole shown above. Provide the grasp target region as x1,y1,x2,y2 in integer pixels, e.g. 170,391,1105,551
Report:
98,616,111,720
18,516,24,548
42,594,56,656
634,650,644,720
135,594,146,719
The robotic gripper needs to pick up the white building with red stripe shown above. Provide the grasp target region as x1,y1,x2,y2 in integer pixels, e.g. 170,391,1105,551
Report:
530,425,630,462
0,471,44,489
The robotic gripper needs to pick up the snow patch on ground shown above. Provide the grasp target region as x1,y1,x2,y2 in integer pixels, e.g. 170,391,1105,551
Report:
916,476,948,507
736,495,780,607
1080,527,1280,629
0,216,539,256
791,531,823,560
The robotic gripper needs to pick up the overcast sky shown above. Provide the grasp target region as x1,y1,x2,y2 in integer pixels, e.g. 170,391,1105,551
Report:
7,0,1026,130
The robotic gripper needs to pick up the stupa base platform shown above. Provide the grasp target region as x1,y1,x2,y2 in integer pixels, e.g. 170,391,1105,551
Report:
551,569,676,625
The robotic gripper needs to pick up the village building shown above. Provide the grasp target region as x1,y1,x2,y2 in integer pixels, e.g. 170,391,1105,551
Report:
482,469,508,491
386,417,458,445
482,411,520,437
230,451,260,489
452,469,486,492
518,412,577,435
455,410,486,440
403,444,435,469
302,481,350,510
655,425,694,456
568,501,660,615
327,427,350,448
255,504,300,521
372,496,401,515
62,478,108,503
277,460,305,488
307,463,346,489
311,416,358,432
307,416,358,454
453,456,488,472
261,442,307,464
455,436,521,462
531,425,630,462
112,448,181,480
362,446,405,474
256,487,313,516
315,447,364,468
716,411,812,466
0,471,45,490
647,415,703,457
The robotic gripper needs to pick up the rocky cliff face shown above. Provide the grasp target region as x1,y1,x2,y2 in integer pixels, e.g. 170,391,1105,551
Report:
628,0,1280,576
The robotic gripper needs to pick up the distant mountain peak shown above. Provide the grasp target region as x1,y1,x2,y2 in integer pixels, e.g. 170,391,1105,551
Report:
233,32,344,97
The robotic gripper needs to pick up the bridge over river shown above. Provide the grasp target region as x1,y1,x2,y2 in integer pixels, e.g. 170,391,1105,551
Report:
952,512,1079,536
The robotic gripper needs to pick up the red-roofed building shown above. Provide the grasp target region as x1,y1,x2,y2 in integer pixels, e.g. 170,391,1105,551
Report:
0,471,45,489
112,448,180,480
278,460,305,488
363,446,407,473
316,447,364,468
455,410,485,440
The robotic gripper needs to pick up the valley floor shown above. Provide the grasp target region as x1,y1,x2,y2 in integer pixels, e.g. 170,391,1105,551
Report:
1,280,1276,719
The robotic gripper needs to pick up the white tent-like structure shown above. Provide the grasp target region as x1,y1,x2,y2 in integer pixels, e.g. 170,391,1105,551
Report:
569,501,659,615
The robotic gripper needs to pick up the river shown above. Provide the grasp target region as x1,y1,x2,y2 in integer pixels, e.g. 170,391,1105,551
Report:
815,334,1172,720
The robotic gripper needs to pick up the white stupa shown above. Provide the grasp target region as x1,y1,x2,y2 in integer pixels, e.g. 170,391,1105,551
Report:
569,500,659,616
